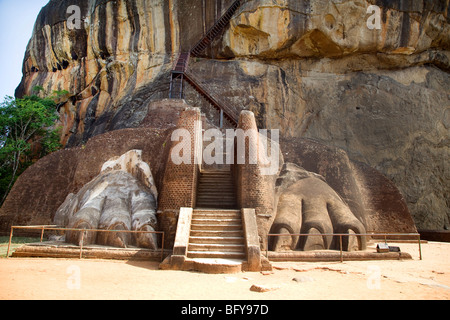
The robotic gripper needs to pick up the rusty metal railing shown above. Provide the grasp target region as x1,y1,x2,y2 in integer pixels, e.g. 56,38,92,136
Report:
267,232,422,262
6,225,165,261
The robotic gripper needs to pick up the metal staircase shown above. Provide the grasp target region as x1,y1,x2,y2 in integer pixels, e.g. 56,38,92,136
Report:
190,0,242,57
169,0,242,127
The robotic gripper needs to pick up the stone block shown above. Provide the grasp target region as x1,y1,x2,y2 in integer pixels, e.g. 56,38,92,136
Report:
242,208,262,271
173,207,193,256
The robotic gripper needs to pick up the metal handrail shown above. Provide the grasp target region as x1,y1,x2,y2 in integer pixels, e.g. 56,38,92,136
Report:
184,70,239,125
6,225,165,261
267,232,422,262
191,0,241,56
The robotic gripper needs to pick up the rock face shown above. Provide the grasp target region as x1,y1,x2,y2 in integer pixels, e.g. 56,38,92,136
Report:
13,0,450,229
54,150,158,248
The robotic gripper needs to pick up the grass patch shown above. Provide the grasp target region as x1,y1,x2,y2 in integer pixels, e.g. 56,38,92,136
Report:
0,236,41,258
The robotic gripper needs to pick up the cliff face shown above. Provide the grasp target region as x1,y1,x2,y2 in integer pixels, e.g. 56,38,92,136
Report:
16,0,239,146
15,0,450,229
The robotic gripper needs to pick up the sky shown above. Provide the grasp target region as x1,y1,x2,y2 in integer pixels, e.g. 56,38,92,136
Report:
0,0,50,101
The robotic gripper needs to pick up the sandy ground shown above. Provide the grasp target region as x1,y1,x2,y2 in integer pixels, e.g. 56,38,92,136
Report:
0,241,449,300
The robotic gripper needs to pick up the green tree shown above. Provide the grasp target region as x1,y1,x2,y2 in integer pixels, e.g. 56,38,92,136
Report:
0,90,62,204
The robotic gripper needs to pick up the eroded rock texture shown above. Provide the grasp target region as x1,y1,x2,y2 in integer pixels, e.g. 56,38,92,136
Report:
13,0,450,229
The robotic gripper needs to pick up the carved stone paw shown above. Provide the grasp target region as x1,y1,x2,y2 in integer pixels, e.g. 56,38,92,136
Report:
270,163,366,251
54,150,158,249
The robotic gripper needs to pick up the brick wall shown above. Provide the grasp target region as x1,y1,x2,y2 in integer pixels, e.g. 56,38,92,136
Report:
157,106,202,248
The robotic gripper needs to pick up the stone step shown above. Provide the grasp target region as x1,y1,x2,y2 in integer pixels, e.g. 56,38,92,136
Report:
198,187,234,191
196,201,237,209
190,229,244,237
196,200,237,205
193,209,240,213
187,250,246,259
199,174,232,178
192,212,241,219
198,184,233,188
199,176,233,180
197,198,236,205
188,243,245,252
201,170,232,174
195,206,238,210
200,172,232,176
196,196,236,201
198,182,234,186
197,188,234,193
184,258,243,274
200,171,232,174
196,193,236,198
195,204,238,210
189,236,244,244
197,190,235,195
199,175,232,179
197,185,234,189
191,218,241,225
190,223,242,231
196,194,236,199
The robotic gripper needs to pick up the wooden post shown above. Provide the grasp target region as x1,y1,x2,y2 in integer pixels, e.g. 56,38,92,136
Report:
418,234,422,260
6,227,14,258
169,74,174,99
79,230,85,259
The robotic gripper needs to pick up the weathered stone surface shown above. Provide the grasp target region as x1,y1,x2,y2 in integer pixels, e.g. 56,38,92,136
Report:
220,0,450,60
12,0,450,230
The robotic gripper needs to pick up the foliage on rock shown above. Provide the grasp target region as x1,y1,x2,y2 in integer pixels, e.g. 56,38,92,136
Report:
0,88,63,204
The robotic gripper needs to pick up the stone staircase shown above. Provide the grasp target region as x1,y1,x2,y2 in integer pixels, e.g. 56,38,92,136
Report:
196,170,237,209
187,209,245,260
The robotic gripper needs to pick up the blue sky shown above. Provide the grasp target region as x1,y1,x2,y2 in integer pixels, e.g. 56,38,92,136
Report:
0,0,49,101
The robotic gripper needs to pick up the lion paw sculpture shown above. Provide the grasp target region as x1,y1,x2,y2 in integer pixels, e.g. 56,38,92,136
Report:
54,150,158,249
270,163,367,252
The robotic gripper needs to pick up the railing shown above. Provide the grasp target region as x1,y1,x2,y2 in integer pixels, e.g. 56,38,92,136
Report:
6,225,165,261
191,0,241,57
169,0,242,127
184,70,239,125
172,52,191,73
267,232,422,262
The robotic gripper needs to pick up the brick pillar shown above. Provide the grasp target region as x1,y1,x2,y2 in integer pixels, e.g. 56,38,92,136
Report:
233,111,276,250
157,106,202,248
